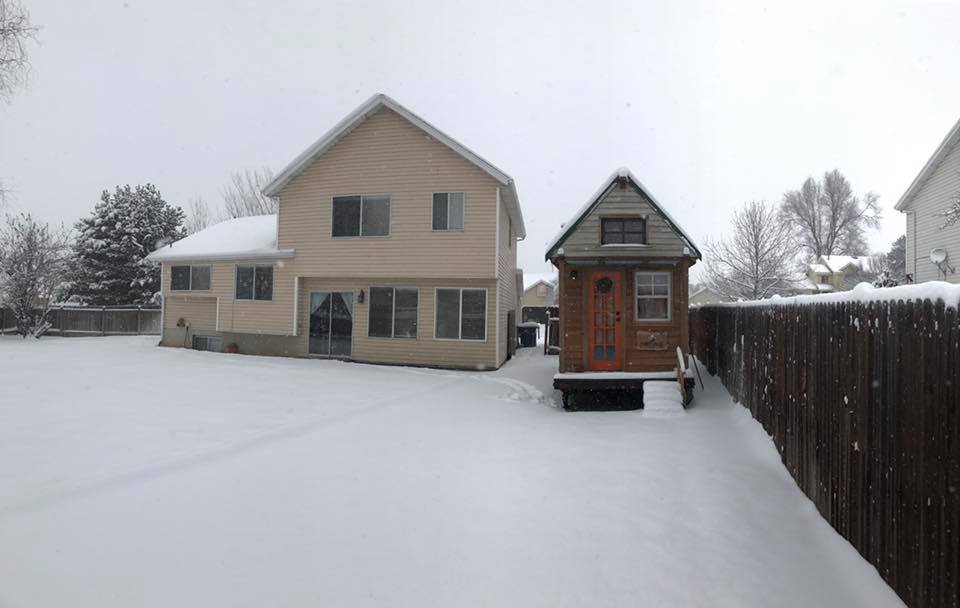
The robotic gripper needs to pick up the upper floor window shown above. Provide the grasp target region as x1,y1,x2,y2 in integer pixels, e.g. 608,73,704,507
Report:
236,264,273,300
602,218,646,245
537,284,547,297
171,265,210,291
432,193,464,231
333,195,390,237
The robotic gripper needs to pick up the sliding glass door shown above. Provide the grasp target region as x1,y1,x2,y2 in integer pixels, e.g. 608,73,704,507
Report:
309,291,353,356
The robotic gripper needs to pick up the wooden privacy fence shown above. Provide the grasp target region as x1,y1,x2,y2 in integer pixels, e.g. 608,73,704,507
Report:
690,299,959,608
0,306,161,336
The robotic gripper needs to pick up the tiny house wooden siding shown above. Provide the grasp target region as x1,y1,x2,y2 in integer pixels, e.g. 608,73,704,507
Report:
690,300,960,608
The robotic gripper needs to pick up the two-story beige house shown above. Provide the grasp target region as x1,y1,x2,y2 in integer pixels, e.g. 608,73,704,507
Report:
799,255,879,294
147,94,525,370
896,115,960,283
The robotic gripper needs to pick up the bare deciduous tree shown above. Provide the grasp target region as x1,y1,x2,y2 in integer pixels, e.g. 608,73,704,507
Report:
704,201,797,301
0,214,69,337
185,196,212,234
940,184,960,228
0,0,39,102
221,168,277,218
781,169,880,260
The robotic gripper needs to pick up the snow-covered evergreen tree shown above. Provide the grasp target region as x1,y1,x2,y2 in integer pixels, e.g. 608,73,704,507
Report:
942,189,960,228
67,185,185,305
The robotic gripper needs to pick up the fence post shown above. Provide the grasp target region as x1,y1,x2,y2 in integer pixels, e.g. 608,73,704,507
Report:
137,306,142,335
100,306,106,336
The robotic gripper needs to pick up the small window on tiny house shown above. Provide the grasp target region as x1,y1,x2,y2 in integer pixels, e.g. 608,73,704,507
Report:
235,264,273,300
602,218,646,245
635,271,671,321
432,193,464,230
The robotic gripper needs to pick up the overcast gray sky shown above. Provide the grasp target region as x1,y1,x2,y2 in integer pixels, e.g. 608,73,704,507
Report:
2,0,959,279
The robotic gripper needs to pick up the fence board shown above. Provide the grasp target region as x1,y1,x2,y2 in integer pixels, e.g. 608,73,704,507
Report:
691,299,959,608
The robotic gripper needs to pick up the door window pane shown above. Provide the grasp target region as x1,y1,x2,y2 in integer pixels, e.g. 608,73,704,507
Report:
235,265,254,299
171,266,191,290
368,287,394,337
436,289,460,339
254,265,273,300
329,292,353,356
461,289,486,340
309,292,332,355
361,196,390,236
332,196,361,236
190,266,211,291
394,288,418,338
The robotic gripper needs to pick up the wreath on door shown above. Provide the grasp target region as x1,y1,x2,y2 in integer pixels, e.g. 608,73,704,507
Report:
595,277,613,293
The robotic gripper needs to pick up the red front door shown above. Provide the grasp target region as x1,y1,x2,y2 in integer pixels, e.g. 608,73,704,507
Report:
588,271,622,371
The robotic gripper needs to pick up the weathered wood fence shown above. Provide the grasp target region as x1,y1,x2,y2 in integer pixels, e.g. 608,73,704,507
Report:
690,299,959,608
0,306,161,336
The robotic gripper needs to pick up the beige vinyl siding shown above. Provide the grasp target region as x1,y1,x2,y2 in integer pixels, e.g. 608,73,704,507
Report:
560,185,688,258
277,107,500,280
295,277,497,368
160,294,218,347
160,260,295,336
495,192,518,365
904,139,960,283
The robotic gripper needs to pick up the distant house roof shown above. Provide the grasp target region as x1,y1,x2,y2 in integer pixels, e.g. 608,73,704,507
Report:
523,272,557,291
545,167,701,260
895,115,960,211
808,263,830,274
262,93,525,239
146,215,294,263
817,255,879,274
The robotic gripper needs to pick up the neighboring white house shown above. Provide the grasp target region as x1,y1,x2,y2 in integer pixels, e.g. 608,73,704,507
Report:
896,115,960,284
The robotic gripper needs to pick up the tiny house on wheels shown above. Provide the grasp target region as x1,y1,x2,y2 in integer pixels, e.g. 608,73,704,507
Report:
546,168,701,409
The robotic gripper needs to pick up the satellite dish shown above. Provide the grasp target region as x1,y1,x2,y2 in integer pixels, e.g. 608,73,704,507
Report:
930,247,948,264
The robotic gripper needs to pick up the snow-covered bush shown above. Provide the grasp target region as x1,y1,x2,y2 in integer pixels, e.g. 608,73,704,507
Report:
0,214,70,337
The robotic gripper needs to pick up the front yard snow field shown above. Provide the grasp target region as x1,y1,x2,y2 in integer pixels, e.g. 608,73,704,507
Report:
0,336,903,607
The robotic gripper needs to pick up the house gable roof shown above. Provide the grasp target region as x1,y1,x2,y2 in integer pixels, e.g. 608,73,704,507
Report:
545,167,701,260
896,115,960,211
262,93,525,238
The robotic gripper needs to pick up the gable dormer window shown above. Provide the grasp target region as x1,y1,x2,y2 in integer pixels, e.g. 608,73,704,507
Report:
332,195,390,237
601,217,646,245
432,193,464,231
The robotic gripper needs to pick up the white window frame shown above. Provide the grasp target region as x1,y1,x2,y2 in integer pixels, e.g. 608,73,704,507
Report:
235,264,274,301
171,264,211,291
432,192,465,231
433,287,488,341
634,271,671,322
331,194,392,238
367,286,419,339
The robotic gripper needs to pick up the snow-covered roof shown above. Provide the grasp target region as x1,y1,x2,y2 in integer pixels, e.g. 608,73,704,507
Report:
895,114,960,211
146,215,294,263
262,93,525,239
817,255,879,274
523,272,557,291
708,281,960,309
545,167,701,260
808,263,830,274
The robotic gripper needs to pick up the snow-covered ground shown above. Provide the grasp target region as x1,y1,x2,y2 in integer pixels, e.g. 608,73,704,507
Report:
0,337,903,607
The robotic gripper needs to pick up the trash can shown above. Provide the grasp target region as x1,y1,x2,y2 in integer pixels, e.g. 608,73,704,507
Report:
517,323,539,348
